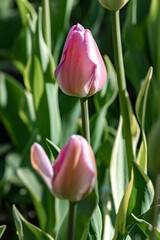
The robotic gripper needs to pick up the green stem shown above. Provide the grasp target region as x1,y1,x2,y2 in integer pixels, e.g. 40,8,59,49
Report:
111,10,134,179
80,98,90,143
67,201,77,240
42,0,51,51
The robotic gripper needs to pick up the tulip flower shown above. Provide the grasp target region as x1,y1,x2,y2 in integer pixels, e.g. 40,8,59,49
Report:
54,23,107,97
31,135,97,201
98,0,129,11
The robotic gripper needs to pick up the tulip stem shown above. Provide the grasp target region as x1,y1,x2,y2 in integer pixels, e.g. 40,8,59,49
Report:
80,98,90,144
111,10,134,179
67,201,77,240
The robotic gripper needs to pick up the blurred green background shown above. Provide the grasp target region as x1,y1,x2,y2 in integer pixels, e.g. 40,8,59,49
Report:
0,0,160,239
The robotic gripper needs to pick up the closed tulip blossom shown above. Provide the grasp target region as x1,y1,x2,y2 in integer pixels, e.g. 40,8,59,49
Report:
54,23,107,97
31,135,97,202
99,0,129,11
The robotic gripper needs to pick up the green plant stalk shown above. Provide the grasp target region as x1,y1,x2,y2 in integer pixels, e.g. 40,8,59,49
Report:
111,10,134,179
80,98,90,144
66,98,90,240
67,202,77,240
42,0,51,51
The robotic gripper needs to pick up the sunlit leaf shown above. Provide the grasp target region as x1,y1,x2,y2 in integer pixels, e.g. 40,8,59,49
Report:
110,117,128,214
12,205,54,240
59,94,80,147
24,56,61,150
16,0,37,27
136,66,153,129
113,162,154,240
132,214,160,239
102,199,115,240
137,131,147,173
34,7,55,80
17,168,47,230
90,55,118,153
0,225,6,238
88,205,102,240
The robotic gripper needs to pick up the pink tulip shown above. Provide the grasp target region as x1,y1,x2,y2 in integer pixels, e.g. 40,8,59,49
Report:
54,23,107,97
30,135,97,201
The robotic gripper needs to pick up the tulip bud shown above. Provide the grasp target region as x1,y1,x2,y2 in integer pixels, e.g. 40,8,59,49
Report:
30,135,97,201
98,0,129,11
54,23,107,97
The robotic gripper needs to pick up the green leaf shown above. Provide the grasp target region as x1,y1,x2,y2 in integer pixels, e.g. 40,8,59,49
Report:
137,131,147,173
0,143,12,156
75,190,98,240
126,94,140,157
148,0,160,79
148,118,160,175
110,117,129,214
90,107,108,153
90,55,118,153
88,205,102,240
46,139,60,161
56,190,98,240
13,26,32,74
94,55,118,110
0,72,32,152
12,205,54,240
110,99,140,214
123,1,150,93
59,94,80,147
113,162,154,240
45,83,62,146
136,67,153,129
135,67,153,174
0,225,6,238
2,153,21,185
102,199,115,240
13,0,36,73
52,0,74,59
15,0,37,27
24,56,61,149
0,0,13,17
127,163,154,226
19,90,36,133
17,168,47,230
132,214,160,239
34,7,55,81
17,167,64,235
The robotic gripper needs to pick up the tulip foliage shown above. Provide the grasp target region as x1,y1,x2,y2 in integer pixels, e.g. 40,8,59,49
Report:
0,0,160,240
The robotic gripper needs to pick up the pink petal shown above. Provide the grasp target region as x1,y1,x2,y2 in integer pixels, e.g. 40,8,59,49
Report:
84,30,107,95
55,23,107,97
55,28,96,97
31,143,53,190
52,135,97,201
